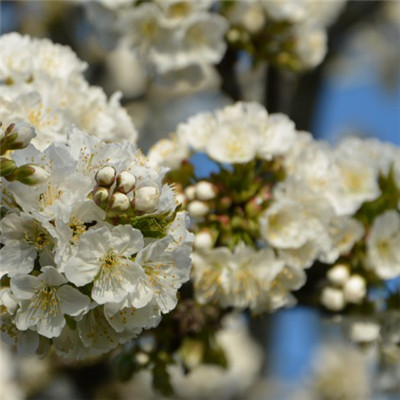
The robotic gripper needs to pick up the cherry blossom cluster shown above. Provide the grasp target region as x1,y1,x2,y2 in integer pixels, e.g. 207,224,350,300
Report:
148,101,400,315
84,0,228,82
0,128,193,359
0,32,137,150
223,0,347,71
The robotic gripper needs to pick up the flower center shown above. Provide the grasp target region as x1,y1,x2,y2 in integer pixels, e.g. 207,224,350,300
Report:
69,215,86,244
24,220,53,252
31,285,60,318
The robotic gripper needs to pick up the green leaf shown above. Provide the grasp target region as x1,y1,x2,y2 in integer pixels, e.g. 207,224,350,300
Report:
129,210,177,238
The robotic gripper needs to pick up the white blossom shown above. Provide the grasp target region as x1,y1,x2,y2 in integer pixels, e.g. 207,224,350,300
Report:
367,210,400,279
11,266,90,338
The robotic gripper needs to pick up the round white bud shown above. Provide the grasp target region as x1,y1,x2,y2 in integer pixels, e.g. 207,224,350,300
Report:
135,352,150,366
320,287,345,311
188,200,209,218
195,181,216,201
175,193,186,205
184,185,196,201
11,122,36,148
16,164,50,185
349,321,380,343
194,231,213,250
343,275,366,304
93,186,109,206
135,186,160,213
95,166,116,187
109,192,130,211
116,171,136,194
327,264,350,286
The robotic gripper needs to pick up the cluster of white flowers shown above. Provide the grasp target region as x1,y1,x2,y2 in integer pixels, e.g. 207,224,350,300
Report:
296,343,371,400
150,102,297,166
0,128,193,359
84,0,228,81
148,101,400,315
0,32,137,150
225,0,347,70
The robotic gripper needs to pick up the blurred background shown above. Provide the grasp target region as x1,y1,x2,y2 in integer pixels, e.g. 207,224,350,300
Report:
1,1,399,399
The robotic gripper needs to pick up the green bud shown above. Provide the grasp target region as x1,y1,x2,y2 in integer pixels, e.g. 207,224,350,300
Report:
0,157,17,178
1,122,36,155
15,164,49,185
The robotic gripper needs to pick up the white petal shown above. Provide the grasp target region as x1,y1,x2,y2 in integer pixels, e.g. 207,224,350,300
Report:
64,257,99,286
15,301,39,330
10,275,40,299
17,330,39,356
40,266,67,286
36,312,65,338
0,241,36,277
58,285,90,316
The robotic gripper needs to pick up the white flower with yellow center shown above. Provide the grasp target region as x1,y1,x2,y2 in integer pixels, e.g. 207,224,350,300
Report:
136,235,192,313
257,113,297,161
0,213,57,278
206,119,259,164
11,266,90,339
327,152,380,216
64,225,145,305
367,210,400,279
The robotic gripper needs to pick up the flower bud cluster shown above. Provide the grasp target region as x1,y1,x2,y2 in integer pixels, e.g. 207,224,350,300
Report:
321,264,367,311
93,165,163,217
1,122,49,186
0,130,193,360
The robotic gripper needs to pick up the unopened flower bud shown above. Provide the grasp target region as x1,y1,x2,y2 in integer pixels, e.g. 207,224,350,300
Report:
195,181,216,201
320,287,345,311
349,321,380,343
188,200,209,218
327,264,350,286
135,352,150,366
1,122,36,154
343,275,366,304
176,193,186,205
116,171,136,194
9,122,36,148
135,186,160,213
0,157,17,177
194,231,213,250
109,192,130,211
93,186,109,207
184,185,196,201
15,164,49,185
95,166,116,187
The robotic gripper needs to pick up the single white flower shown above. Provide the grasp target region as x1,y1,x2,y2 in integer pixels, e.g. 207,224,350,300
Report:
136,236,192,313
0,213,56,277
206,119,259,164
367,210,400,279
257,113,297,160
11,266,90,338
64,225,145,305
